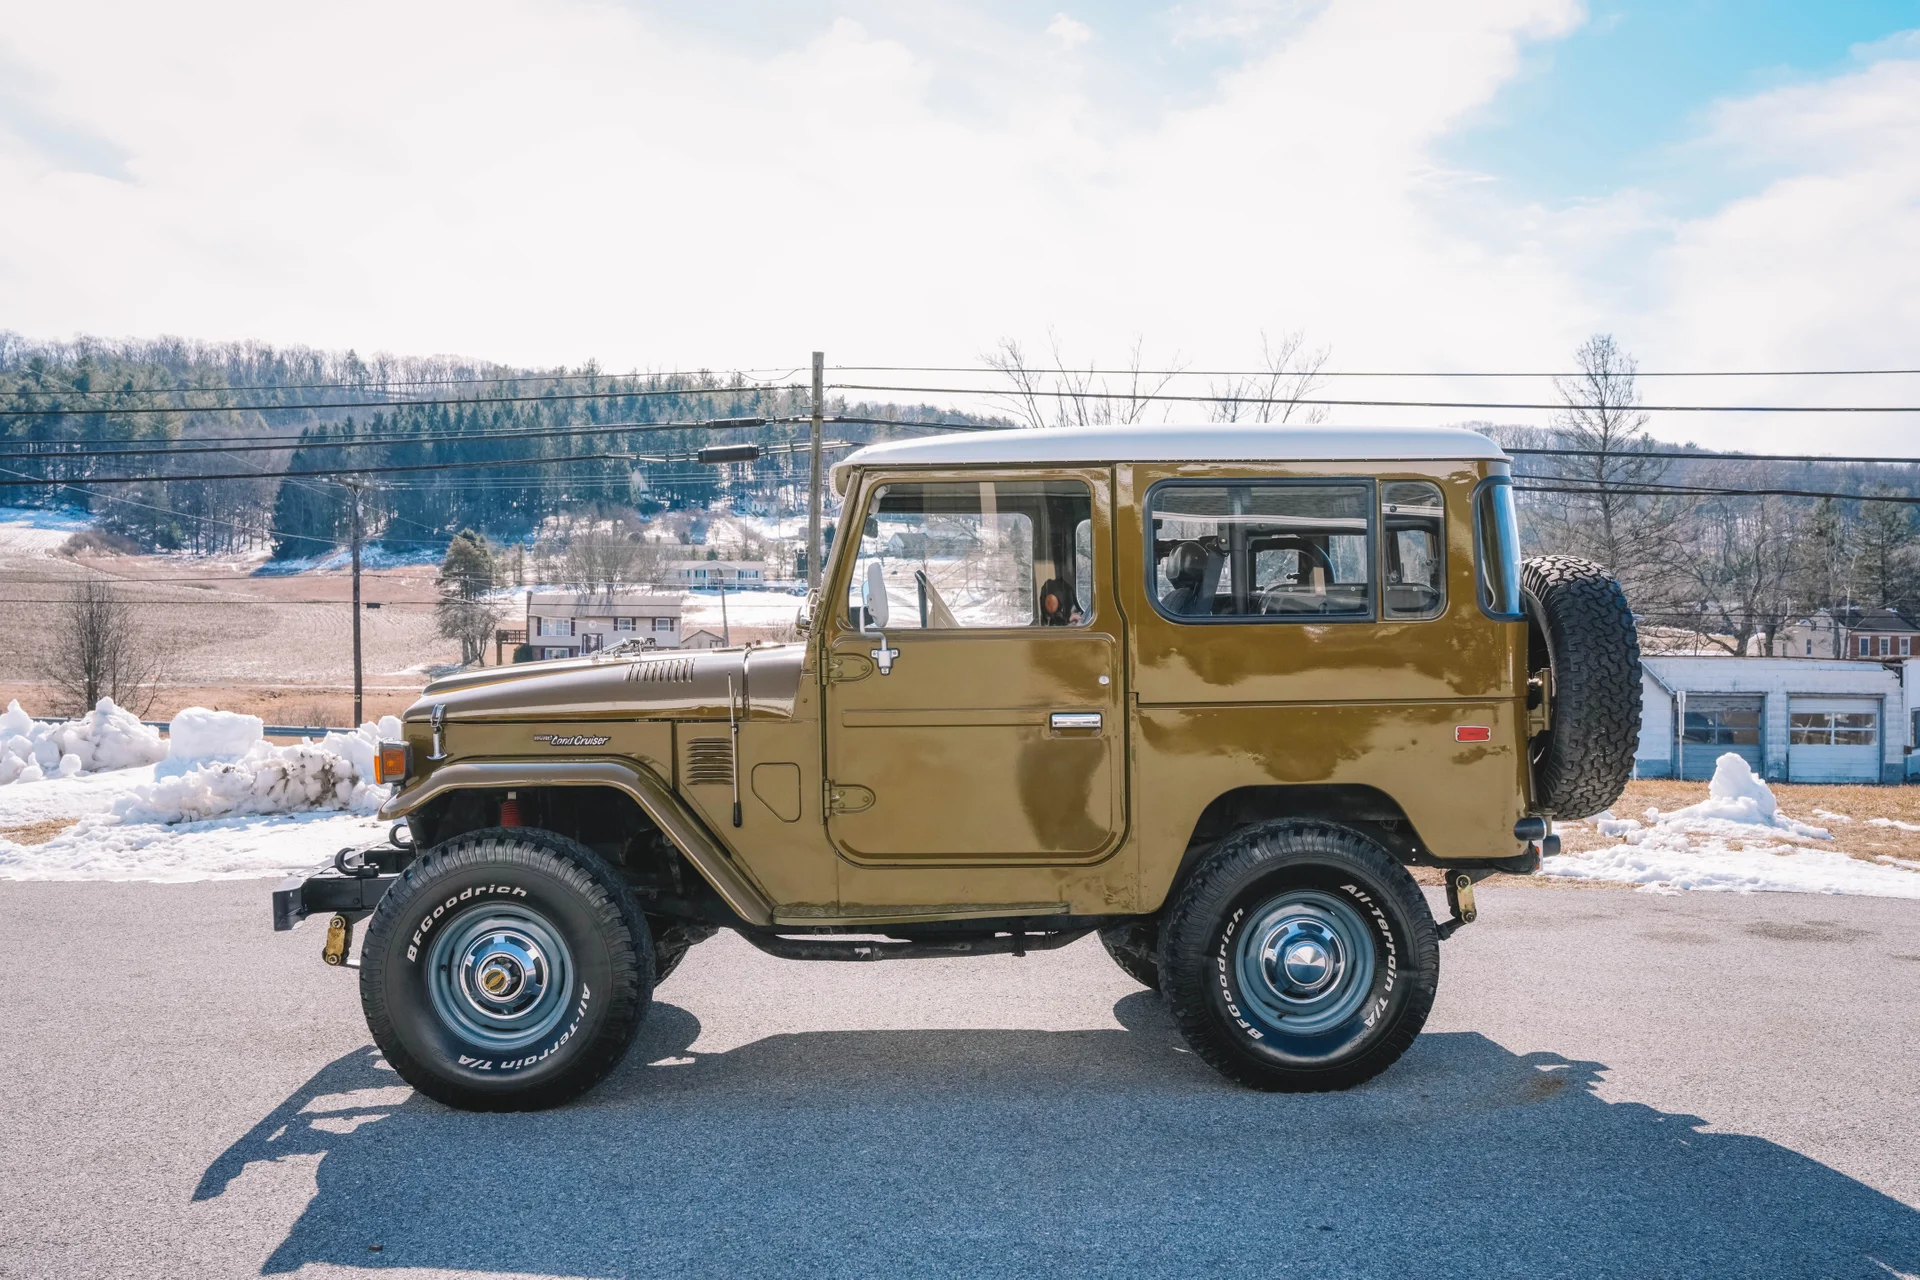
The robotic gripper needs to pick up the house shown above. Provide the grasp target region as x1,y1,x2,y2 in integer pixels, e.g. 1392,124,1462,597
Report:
679,627,727,649
1776,606,1920,660
669,560,767,587
524,590,682,660
1635,655,1918,784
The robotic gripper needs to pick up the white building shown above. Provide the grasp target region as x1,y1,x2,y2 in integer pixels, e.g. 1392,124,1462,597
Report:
525,591,682,660
669,560,767,586
1636,655,1919,784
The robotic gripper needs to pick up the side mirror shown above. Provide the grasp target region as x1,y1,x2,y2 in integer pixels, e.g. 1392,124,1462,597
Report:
861,561,891,630
794,592,814,636
859,562,897,675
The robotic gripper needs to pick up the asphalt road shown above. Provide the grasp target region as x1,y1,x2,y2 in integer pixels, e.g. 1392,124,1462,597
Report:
2,880,1918,1280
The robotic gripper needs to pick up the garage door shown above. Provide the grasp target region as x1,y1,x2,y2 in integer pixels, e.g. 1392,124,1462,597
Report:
1681,695,1764,781
1787,698,1881,783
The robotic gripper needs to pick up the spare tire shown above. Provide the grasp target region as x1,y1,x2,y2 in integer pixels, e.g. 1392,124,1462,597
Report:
1521,555,1641,819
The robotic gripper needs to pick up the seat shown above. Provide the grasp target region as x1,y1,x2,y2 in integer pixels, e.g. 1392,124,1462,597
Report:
1161,541,1224,616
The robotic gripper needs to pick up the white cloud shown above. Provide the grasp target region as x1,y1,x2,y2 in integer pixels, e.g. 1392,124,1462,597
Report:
0,0,1912,451
1046,13,1093,48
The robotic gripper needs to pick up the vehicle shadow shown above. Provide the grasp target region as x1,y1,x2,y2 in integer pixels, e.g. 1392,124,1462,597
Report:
197,993,1920,1279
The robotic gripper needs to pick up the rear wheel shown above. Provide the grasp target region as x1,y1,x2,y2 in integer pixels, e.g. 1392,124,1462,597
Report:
360,827,651,1111
1161,820,1438,1092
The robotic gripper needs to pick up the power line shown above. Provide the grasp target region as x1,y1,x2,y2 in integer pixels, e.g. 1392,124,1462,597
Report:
1,366,804,399
828,382,1920,414
0,383,804,419
1509,447,1920,465
0,450,632,488
0,416,780,462
1515,482,1920,505
831,364,1920,379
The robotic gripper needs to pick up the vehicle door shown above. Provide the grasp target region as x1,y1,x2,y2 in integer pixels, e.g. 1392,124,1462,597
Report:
823,469,1124,864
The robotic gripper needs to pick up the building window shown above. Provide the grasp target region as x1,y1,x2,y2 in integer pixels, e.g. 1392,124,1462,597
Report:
653,617,674,631
1805,637,1813,655
1790,712,1877,746
1859,636,1872,656
615,617,635,631
542,647,573,660
1683,704,1761,746
1904,636,1913,656
1880,636,1892,656
536,616,575,637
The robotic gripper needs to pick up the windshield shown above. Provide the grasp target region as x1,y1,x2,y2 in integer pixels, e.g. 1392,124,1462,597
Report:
1474,478,1524,620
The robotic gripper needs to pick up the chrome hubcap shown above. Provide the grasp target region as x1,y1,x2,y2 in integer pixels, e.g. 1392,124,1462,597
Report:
427,906,574,1052
1234,889,1375,1036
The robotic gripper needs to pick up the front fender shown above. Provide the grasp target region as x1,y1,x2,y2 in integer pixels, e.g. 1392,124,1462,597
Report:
379,757,775,926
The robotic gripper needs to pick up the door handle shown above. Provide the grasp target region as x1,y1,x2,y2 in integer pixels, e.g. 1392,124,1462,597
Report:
1049,712,1103,732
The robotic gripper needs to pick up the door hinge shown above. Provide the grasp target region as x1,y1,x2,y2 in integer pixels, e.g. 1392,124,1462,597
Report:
828,653,875,683
1527,668,1553,736
825,781,875,814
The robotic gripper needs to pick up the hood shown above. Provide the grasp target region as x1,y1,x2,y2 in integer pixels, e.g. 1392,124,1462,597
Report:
403,643,807,723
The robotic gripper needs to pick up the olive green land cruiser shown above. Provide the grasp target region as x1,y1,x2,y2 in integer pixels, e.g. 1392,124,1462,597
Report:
274,424,1641,1111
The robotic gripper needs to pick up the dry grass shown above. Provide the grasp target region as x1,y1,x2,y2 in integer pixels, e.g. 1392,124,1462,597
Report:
1559,778,1920,866
1,818,77,845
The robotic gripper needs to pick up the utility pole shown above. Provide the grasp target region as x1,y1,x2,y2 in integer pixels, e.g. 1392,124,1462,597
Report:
807,351,824,590
720,581,731,647
347,482,364,726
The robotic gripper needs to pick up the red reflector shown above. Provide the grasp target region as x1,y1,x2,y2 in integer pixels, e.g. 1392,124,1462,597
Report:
1455,726,1492,742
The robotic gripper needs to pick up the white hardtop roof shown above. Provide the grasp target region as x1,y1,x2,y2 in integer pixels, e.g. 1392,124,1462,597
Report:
833,424,1505,491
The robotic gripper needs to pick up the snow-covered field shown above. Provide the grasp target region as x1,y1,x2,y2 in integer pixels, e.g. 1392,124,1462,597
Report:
0,702,394,883
0,505,94,552
1546,753,1920,898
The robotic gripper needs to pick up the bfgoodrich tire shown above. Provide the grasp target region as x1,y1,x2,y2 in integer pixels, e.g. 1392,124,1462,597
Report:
1160,821,1438,1092
360,827,651,1111
1522,554,1642,819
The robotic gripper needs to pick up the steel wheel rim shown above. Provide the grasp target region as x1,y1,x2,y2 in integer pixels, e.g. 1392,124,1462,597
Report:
426,905,574,1051
1234,888,1376,1037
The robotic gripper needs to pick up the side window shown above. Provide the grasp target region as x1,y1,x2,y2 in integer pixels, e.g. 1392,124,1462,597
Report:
1473,477,1525,620
1148,483,1371,621
1380,481,1445,620
849,479,1094,629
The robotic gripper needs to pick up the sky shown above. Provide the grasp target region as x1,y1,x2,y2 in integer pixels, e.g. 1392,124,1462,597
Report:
2,0,1919,450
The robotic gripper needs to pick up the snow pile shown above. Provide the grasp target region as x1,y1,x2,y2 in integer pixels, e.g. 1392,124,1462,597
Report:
1545,752,1920,898
0,811,389,883
116,712,402,824
1867,816,1920,833
0,699,167,784
1573,753,1831,856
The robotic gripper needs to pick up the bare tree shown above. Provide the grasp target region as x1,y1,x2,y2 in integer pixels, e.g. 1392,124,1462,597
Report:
1208,330,1331,424
1528,335,1680,603
983,333,1184,429
37,580,166,715
1668,486,1800,655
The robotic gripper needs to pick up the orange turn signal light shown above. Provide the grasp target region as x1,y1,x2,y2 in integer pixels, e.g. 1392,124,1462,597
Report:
375,740,411,784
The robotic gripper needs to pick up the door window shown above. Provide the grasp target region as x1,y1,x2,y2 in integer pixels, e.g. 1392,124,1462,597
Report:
1148,482,1371,621
849,479,1095,629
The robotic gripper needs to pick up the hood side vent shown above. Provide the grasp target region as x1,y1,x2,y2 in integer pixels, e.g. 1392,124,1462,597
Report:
685,737,734,786
628,658,696,684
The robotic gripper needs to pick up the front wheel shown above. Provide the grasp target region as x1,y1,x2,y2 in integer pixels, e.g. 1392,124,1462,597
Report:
359,827,651,1111
1160,821,1438,1092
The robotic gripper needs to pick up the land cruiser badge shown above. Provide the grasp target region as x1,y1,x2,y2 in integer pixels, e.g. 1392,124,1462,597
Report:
532,733,611,747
